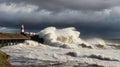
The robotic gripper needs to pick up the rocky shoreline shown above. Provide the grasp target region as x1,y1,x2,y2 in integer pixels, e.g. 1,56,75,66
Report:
0,50,12,67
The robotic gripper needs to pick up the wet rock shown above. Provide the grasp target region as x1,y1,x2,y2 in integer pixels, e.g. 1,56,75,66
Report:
0,50,13,67
80,43,92,49
66,51,79,57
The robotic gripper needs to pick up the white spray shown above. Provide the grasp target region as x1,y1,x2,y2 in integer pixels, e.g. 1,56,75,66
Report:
38,27,92,48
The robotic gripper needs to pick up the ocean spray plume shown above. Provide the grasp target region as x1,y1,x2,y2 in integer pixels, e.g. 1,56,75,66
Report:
38,27,91,48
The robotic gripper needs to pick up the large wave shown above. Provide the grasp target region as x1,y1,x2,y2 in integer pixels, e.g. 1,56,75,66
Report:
38,27,107,48
1,27,120,67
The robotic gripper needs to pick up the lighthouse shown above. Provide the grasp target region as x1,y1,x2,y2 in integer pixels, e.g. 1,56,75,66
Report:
21,24,25,34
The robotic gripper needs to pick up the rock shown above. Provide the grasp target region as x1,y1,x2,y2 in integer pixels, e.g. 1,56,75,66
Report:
80,43,92,48
95,44,105,49
66,51,79,57
0,50,12,67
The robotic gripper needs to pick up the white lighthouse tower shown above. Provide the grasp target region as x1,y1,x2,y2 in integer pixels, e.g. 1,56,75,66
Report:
21,24,25,34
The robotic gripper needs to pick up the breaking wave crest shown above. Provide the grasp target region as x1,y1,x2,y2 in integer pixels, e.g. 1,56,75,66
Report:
1,27,120,67
38,27,107,48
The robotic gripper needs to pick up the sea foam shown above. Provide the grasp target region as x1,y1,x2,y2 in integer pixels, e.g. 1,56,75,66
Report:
38,27,107,48
38,27,90,48
1,27,120,67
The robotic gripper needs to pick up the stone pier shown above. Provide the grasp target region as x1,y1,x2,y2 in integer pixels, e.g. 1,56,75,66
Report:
0,38,29,48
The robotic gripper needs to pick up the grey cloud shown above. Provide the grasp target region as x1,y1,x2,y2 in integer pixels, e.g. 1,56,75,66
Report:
0,9,119,31
1,0,120,11
0,0,120,38
0,26,18,33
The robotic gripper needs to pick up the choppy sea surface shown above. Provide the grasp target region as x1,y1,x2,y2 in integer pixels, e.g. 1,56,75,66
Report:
1,27,120,67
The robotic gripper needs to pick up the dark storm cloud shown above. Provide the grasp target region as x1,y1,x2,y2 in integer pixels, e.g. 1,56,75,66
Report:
1,0,120,11
0,0,120,38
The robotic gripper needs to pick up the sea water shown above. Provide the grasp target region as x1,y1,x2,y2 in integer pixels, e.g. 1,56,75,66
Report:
1,27,120,67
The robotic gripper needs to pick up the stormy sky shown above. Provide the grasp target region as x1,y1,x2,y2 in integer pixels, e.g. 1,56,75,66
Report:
0,0,120,38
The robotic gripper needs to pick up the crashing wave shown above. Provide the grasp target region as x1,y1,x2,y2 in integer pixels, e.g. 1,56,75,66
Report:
83,38,107,48
38,27,93,48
